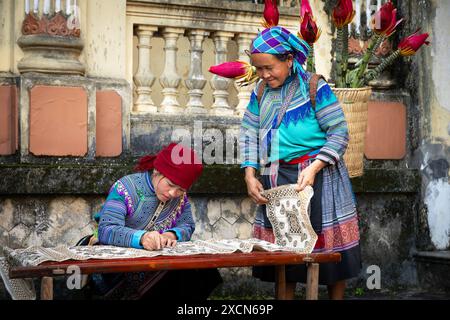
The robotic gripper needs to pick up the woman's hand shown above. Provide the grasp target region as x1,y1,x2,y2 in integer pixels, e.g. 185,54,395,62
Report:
160,232,177,248
141,231,177,251
296,160,327,191
245,168,268,205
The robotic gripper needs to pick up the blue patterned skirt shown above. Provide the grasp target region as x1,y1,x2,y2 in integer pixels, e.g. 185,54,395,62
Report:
253,159,362,285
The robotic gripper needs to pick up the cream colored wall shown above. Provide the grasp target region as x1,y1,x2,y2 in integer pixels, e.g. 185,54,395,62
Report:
0,0,24,74
431,0,450,145
83,0,127,78
12,1,24,74
3,0,126,78
0,0,14,72
310,0,333,80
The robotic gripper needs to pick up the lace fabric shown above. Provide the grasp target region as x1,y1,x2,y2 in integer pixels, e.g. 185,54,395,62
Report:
261,184,318,253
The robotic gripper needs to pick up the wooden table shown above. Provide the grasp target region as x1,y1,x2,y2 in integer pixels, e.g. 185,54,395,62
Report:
9,251,341,300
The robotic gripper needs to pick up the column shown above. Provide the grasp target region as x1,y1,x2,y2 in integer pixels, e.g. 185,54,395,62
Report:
159,27,185,114
185,29,210,114
133,25,158,113
235,33,255,117
210,31,235,116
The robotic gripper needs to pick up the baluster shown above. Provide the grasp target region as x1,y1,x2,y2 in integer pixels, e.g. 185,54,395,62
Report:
159,27,185,114
185,29,210,114
210,31,234,116
133,25,158,113
235,33,255,117
33,0,39,14
55,0,61,12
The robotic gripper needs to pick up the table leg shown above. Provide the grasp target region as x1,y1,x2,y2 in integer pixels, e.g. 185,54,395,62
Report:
275,265,287,300
41,277,54,300
306,263,319,300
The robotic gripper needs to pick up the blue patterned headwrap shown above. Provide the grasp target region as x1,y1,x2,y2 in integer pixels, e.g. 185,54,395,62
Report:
251,26,310,97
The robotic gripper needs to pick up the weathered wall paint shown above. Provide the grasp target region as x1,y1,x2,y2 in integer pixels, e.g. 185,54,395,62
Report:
422,0,450,250
425,178,450,249
432,1,450,115
84,0,127,78
0,0,13,72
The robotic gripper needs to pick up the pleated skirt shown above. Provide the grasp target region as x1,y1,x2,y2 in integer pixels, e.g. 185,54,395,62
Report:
253,159,362,285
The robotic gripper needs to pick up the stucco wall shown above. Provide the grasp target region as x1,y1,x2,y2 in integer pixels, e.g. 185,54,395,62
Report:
0,0,14,73
426,1,450,250
401,0,450,251
431,1,450,142
83,0,127,78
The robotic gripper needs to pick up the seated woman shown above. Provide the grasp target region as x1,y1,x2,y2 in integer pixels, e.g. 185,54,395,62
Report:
81,143,222,300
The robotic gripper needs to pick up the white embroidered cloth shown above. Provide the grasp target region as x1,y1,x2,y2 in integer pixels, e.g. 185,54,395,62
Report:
0,238,291,300
261,185,318,253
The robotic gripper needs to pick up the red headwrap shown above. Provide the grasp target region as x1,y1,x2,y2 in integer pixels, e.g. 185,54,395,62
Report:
134,143,203,190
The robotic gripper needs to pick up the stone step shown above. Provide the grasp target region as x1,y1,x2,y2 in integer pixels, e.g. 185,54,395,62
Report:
414,251,450,293
414,250,450,265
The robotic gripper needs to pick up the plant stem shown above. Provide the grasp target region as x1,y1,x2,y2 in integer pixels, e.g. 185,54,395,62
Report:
307,45,316,73
335,27,344,87
350,34,383,88
364,49,401,84
342,26,349,87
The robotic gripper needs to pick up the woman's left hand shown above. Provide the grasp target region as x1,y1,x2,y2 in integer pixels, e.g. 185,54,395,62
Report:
296,160,327,191
296,165,317,191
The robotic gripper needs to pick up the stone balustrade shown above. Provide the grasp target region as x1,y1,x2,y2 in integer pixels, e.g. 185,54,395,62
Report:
127,0,301,117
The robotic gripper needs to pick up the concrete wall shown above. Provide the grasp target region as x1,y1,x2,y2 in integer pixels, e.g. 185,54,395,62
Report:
399,0,450,251
425,0,450,250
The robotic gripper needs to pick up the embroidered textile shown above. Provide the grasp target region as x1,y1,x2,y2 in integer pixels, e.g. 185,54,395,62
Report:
0,257,36,300
261,185,317,253
0,238,291,300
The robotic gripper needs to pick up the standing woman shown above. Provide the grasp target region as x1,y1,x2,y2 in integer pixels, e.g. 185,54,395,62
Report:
80,143,222,299
236,26,361,300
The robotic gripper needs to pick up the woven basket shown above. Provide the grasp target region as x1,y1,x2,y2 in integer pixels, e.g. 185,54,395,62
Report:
332,87,372,178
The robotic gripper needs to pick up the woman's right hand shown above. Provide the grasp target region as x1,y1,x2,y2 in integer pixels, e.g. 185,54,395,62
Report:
245,174,268,205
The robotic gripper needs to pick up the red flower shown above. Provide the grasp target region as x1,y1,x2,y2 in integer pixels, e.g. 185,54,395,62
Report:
262,0,279,28
299,0,321,44
209,61,258,86
300,0,312,17
372,1,403,37
332,0,355,28
398,30,430,56
209,61,248,78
